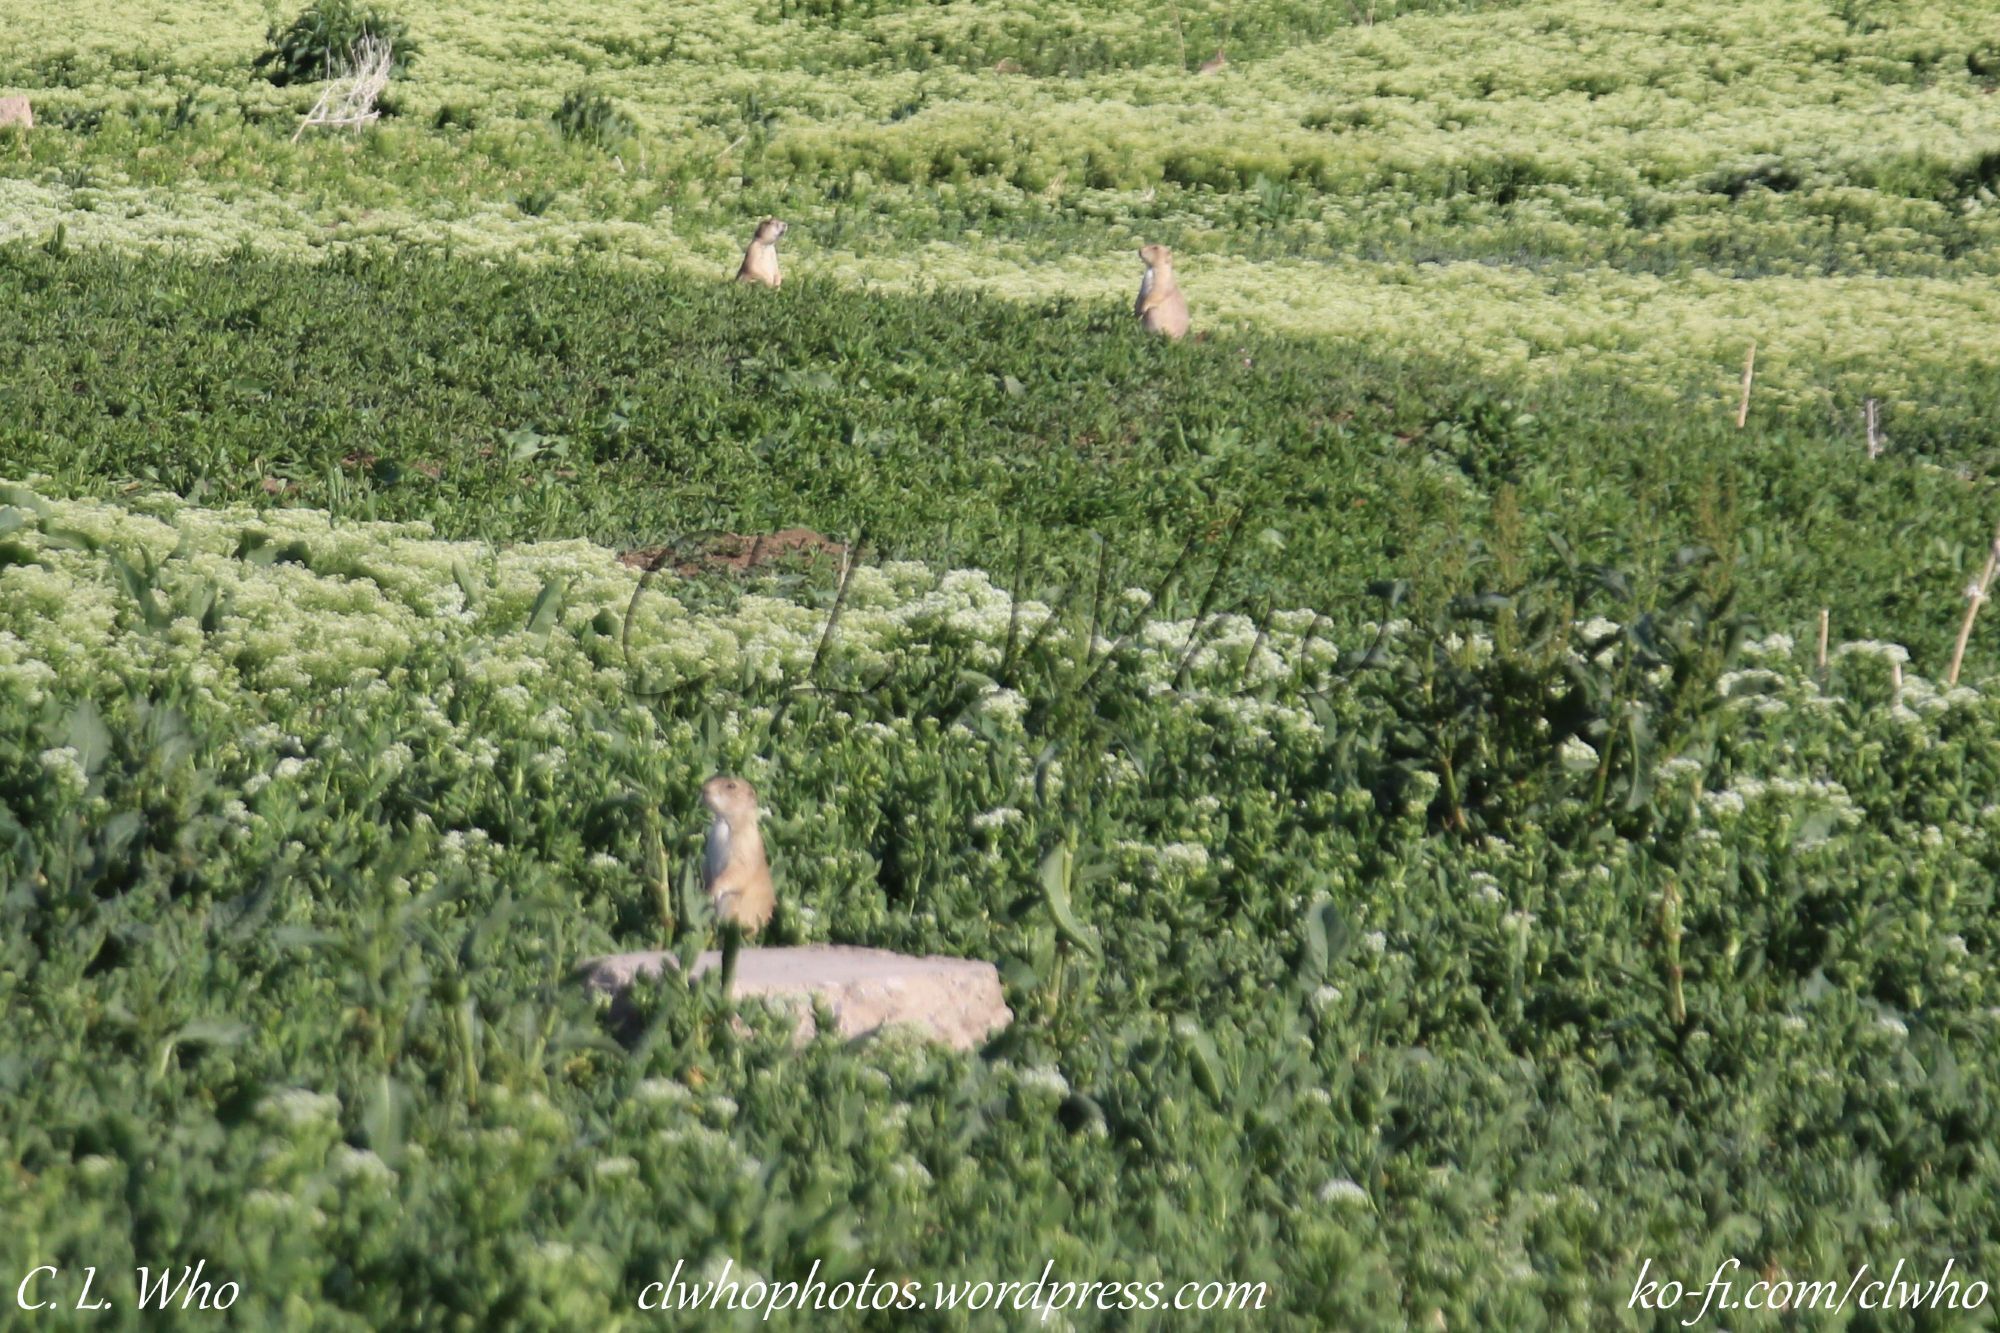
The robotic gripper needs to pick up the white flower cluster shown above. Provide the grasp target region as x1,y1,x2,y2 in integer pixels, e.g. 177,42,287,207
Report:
1655,755,1704,782
1833,641,1911,667
1114,838,1221,881
1738,634,1795,661
1557,736,1598,773
0,487,1351,743
330,1145,396,1183
1015,1065,1071,1099
1698,774,1861,829
258,1088,341,1128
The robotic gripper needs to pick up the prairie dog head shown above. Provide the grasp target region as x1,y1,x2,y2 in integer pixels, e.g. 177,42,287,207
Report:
701,774,761,825
1138,243,1174,273
751,218,788,247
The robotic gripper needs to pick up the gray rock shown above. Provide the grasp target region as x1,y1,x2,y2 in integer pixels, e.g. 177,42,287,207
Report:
579,945,1012,1051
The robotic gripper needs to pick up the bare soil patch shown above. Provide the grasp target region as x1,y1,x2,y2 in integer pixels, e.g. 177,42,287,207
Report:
618,528,848,577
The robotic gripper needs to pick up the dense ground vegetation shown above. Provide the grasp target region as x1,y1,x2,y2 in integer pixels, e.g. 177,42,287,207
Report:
4,0,2000,1326
4,0,1998,412
7,245,2000,668
6,483,2000,1327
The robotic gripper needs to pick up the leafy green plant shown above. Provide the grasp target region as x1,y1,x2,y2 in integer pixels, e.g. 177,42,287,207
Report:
254,0,416,87
4,242,1996,667
513,185,558,216
7,476,2000,1325
8,0,2000,1317
432,101,478,131
553,85,634,148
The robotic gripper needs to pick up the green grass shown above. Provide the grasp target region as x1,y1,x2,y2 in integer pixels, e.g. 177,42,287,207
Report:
5,243,1999,673
3,0,1998,415
5,481,2000,1327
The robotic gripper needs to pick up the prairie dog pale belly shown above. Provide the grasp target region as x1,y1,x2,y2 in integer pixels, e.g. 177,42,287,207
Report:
701,775,775,931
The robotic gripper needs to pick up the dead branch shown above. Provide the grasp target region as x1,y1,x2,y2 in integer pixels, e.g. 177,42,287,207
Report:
293,35,393,142
1946,523,2000,687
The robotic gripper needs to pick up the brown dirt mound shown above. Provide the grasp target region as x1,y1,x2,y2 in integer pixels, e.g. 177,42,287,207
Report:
619,529,848,577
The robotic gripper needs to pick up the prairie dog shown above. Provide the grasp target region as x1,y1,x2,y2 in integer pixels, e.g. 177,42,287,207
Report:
735,218,788,288
1135,243,1191,339
702,775,775,932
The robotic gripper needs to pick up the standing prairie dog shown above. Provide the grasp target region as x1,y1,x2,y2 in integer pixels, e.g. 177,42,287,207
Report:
735,218,788,288
1135,243,1191,339
702,775,775,932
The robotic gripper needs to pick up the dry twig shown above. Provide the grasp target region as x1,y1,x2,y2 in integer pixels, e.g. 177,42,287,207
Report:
1735,342,1756,429
293,36,393,142
1947,523,2000,686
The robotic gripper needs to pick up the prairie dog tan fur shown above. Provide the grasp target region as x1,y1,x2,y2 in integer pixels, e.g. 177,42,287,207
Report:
702,775,774,932
1135,243,1190,339
735,218,788,288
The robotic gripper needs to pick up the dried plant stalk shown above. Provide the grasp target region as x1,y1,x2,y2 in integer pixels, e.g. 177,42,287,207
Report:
1946,523,2000,687
1659,879,1686,1028
293,36,393,142
1735,342,1756,429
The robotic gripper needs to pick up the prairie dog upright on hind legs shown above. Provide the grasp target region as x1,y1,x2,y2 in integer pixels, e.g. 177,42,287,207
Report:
702,775,774,933
702,773,772,996
735,218,788,288
1135,243,1190,339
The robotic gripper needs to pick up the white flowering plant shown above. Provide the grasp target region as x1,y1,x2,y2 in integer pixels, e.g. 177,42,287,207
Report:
6,0,2000,1312
4,482,2000,1324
